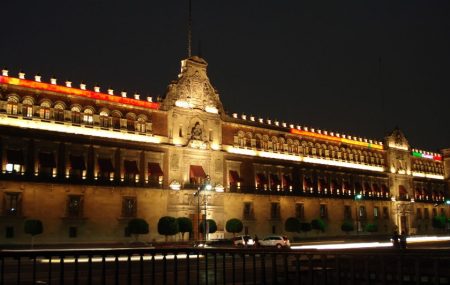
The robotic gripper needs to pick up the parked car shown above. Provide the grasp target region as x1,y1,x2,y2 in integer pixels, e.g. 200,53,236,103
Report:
232,235,255,247
258,235,290,248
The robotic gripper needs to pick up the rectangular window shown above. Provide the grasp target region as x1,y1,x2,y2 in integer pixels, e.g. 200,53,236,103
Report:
382,206,389,219
98,158,114,181
83,114,93,125
270,202,280,219
243,202,254,220
374,206,379,219
127,120,134,131
359,206,367,220
424,208,430,219
344,205,352,220
69,226,77,238
54,109,64,122
39,108,50,120
4,193,21,216
295,203,305,220
320,204,328,219
72,112,81,124
23,105,33,118
6,103,18,115
99,116,110,128
67,195,83,218
122,197,137,218
124,160,139,183
416,208,422,220
432,208,437,217
5,226,14,238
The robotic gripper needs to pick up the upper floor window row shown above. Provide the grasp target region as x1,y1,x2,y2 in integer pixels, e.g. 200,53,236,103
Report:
2,98,152,134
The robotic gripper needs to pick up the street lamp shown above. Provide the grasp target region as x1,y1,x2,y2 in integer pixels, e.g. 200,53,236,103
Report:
194,175,212,242
355,193,362,233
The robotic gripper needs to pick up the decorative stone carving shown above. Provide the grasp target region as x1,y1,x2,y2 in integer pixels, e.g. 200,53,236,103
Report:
161,56,224,114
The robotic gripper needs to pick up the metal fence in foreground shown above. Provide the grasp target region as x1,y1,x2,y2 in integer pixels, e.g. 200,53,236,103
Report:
1,247,449,285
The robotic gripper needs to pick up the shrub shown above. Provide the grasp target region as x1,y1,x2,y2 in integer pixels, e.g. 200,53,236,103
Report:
158,216,179,241
128,218,149,241
341,220,354,234
199,219,217,234
432,215,447,230
311,219,326,232
365,223,378,233
225,218,243,237
300,222,312,234
177,217,193,241
285,217,301,233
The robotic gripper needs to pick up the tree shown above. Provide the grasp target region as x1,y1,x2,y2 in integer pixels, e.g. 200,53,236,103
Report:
285,217,301,233
300,222,312,235
311,219,326,233
225,218,243,237
341,220,354,234
365,223,378,233
158,216,179,242
24,219,43,249
199,219,217,239
127,218,149,242
177,217,193,241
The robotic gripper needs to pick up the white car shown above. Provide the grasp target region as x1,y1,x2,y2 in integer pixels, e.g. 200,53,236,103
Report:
232,235,255,247
259,235,290,248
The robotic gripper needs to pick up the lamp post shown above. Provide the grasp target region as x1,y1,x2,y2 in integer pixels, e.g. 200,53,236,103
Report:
355,193,362,234
194,175,211,242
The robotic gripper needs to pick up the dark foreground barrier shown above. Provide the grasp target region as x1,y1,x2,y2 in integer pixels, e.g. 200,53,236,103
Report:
1,247,449,285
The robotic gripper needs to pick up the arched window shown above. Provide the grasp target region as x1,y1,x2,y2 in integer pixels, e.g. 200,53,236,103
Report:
99,110,110,128
71,106,81,124
83,108,94,125
39,101,51,120
22,98,34,118
271,136,278,151
54,102,65,122
111,111,122,130
6,96,19,115
136,117,147,133
126,113,136,131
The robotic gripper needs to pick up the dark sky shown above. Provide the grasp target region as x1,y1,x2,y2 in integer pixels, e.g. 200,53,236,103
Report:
2,1,449,151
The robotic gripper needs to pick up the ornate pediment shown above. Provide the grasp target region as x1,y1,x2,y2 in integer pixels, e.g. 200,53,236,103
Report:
386,127,410,151
161,56,224,114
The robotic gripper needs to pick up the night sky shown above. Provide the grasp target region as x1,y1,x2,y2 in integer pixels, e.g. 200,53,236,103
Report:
2,1,449,151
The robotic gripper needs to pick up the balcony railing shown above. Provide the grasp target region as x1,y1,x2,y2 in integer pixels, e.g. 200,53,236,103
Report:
0,247,449,285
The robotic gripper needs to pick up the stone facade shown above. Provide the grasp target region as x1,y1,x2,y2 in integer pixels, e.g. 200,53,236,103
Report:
0,57,448,245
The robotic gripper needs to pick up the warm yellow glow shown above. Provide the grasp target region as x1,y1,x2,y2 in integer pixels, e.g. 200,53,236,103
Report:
0,115,161,144
205,106,218,114
226,146,384,172
259,151,301,161
169,180,181,190
303,157,384,172
412,172,444,180
210,143,220,150
38,253,194,264
175,100,193,109
388,143,409,151
292,242,392,250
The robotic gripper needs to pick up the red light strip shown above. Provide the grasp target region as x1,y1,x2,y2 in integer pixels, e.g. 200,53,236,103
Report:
290,128,383,150
0,76,160,110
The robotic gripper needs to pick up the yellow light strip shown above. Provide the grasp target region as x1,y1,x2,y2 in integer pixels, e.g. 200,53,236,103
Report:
290,128,383,150
226,146,384,172
303,157,384,172
0,116,161,144
39,254,194,264
412,172,444,180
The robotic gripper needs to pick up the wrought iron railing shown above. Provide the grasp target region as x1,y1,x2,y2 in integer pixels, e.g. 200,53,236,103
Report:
0,247,449,285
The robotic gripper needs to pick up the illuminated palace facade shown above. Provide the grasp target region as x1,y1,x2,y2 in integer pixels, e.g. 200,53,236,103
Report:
0,56,448,244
